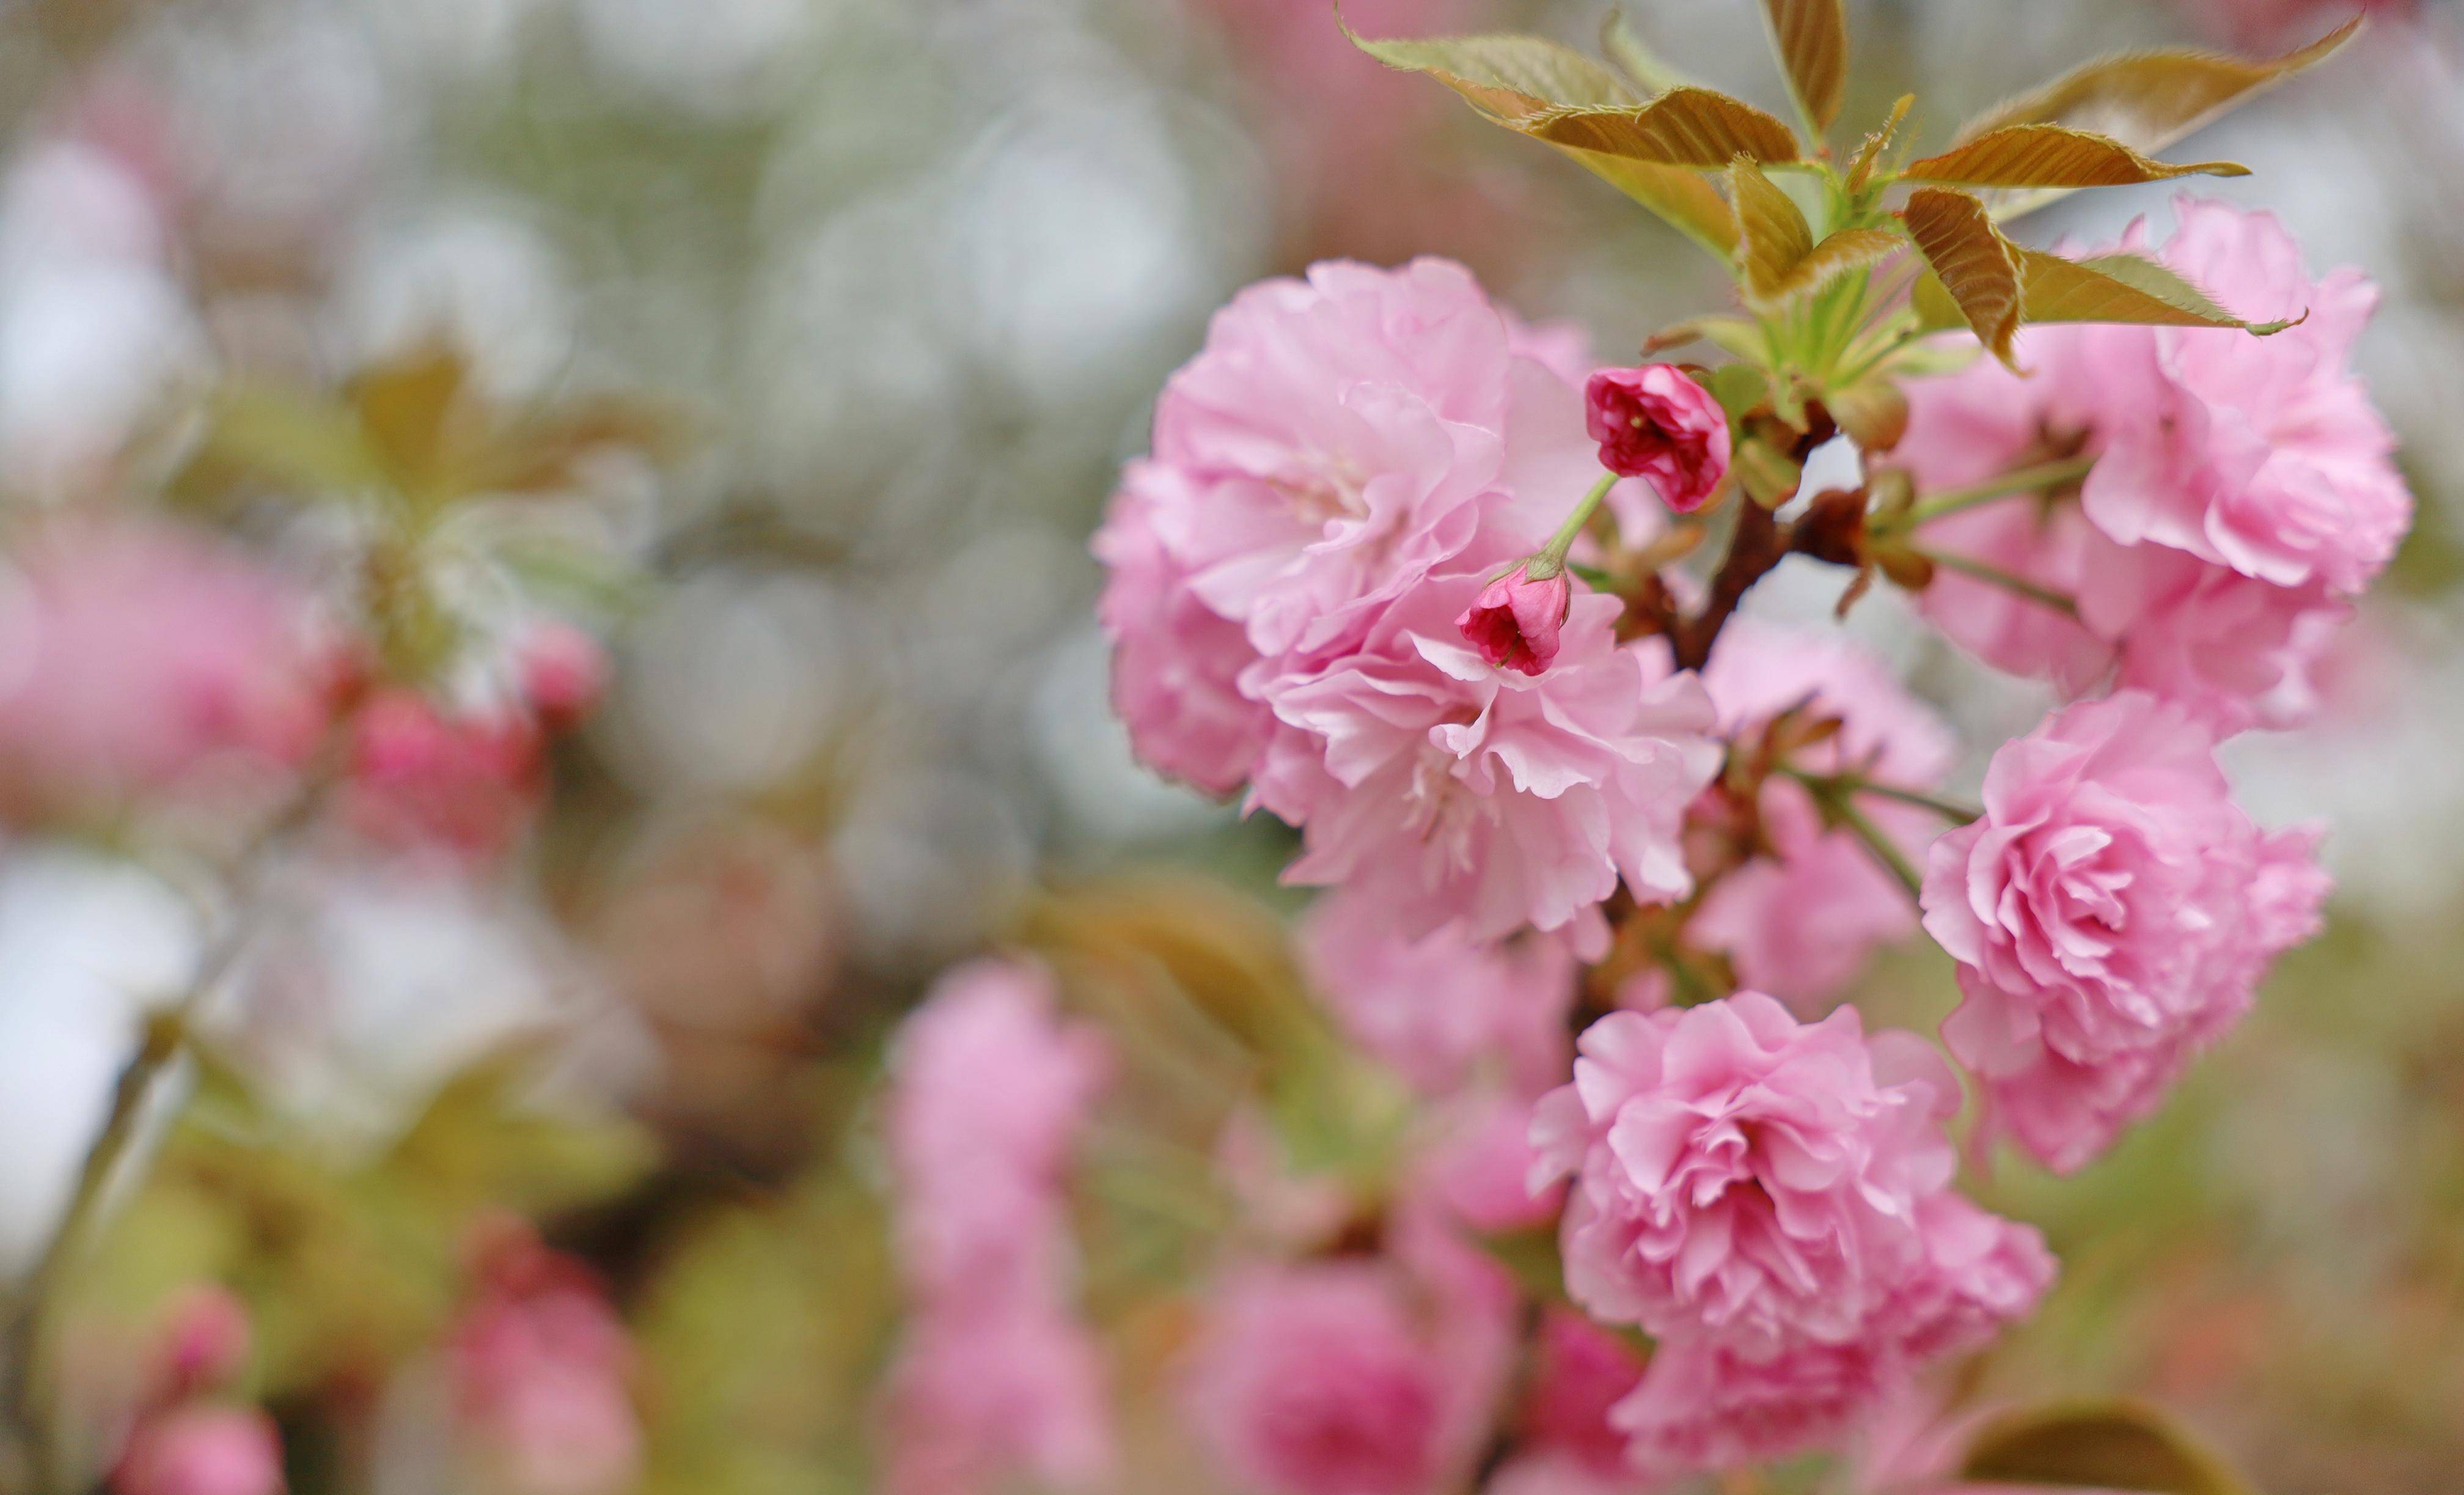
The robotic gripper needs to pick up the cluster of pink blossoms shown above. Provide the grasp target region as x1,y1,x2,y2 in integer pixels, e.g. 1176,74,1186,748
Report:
446,1219,643,1495
1529,996,2052,1471
1096,257,1722,949
1096,198,2383,1481
881,960,1113,1495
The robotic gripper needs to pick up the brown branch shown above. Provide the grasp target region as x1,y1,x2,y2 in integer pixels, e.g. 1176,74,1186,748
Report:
1662,487,1868,671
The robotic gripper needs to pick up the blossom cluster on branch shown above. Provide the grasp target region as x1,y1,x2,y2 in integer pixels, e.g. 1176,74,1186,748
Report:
1066,4,2406,1485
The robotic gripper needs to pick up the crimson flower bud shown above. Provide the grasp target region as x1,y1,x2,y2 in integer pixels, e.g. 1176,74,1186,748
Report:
1585,365,1732,513
1455,562,1572,677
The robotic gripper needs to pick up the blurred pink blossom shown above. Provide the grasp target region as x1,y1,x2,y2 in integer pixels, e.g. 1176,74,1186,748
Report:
1923,692,2330,1172
0,519,326,820
1300,889,1575,1098
1182,1262,1478,1495
111,1405,284,1495
882,960,1113,1495
343,691,542,859
449,1222,641,1495
147,1288,252,1405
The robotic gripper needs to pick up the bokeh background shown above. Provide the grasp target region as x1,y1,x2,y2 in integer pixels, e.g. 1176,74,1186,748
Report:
0,0,2460,1491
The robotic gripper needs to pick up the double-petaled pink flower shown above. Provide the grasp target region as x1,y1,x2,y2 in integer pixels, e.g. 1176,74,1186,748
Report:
1251,576,1719,945
1528,994,2051,1471
1096,257,1604,795
1182,1262,1484,1495
1585,366,1731,513
1921,692,2328,1172
1900,199,2408,736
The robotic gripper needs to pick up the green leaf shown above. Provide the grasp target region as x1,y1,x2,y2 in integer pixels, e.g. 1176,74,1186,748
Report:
1898,188,2022,367
1343,20,1637,119
1902,123,2248,188
1774,227,1902,300
1825,377,1909,452
1599,9,1697,96
1524,87,1802,166
1846,93,1914,193
1728,159,1898,306
1759,0,1849,132
175,382,389,506
1728,158,1813,301
1572,152,1741,256
1341,19,1748,254
1959,1399,2257,1495
1736,437,1805,508
1956,17,2363,154
1643,316,1770,362
2017,248,2304,333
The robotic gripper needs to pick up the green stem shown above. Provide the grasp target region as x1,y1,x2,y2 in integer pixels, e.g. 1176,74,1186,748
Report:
1916,546,2081,618
1852,781,1984,823
1831,790,1924,898
0,763,329,1490
1898,454,2097,529
1534,472,1621,574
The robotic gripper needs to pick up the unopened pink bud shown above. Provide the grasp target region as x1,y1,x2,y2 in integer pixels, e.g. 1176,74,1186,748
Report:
1585,365,1731,512
152,1287,252,1403
1455,563,1572,676
112,1406,284,1495
516,623,607,732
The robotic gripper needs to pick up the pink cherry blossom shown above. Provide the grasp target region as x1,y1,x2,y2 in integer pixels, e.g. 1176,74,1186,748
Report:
1093,463,1275,795
1300,888,1575,1098
2069,200,2407,596
343,690,543,860
1498,1310,1647,1487
1921,692,2330,1172
1182,1262,1473,1495
1458,562,1572,677
1613,1337,1887,1474
0,518,326,820
1140,257,1597,661
1252,576,1720,944
1410,1092,1567,1234
882,960,1113,1495
885,1299,1115,1495
1527,994,1964,1356
885,959,1109,1304
2077,527,2352,735
449,1221,642,1495
1585,367,1731,513
1607,1189,2052,1479
112,1406,285,1495
1898,316,2358,732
